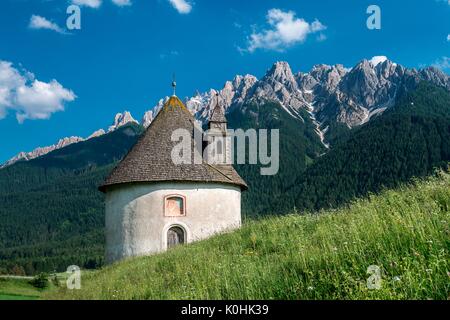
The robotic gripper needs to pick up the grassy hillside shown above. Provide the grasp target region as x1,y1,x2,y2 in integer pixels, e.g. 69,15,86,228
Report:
47,171,450,300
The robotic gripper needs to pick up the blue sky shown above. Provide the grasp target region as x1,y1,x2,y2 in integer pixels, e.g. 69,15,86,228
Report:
0,0,449,162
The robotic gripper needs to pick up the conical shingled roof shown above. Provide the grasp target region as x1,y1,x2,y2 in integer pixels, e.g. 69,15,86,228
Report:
99,96,247,192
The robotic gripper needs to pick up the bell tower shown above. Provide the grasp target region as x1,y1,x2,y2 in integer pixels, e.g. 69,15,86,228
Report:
206,93,231,165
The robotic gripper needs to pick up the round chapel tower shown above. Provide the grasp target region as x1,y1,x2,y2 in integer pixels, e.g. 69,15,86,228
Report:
99,95,247,264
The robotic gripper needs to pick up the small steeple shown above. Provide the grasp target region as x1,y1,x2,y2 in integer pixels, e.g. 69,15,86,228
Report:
210,92,227,123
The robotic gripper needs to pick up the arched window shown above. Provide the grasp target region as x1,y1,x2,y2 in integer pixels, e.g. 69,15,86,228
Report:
164,195,186,217
216,139,223,156
167,226,185,249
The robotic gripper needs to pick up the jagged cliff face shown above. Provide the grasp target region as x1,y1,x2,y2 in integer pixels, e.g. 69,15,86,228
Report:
2,57,449,167
108,111,139,132
172,58,448,148
312,59,404,127
169,57,449,133
299,59,450,128
172,58,448,131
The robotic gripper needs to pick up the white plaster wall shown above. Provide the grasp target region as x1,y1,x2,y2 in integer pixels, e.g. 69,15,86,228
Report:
105,182,241,264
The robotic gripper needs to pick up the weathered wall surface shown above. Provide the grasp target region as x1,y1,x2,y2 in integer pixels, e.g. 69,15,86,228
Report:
105,182,241,263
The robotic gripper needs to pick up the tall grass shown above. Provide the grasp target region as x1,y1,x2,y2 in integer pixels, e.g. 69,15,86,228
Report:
47,172,450,300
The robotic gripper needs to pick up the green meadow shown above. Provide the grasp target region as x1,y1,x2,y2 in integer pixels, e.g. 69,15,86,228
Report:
46,171,450,300
0,277,48,300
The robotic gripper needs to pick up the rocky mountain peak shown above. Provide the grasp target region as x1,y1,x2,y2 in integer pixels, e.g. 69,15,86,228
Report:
351,57,398,78
0,136,84,168
375,59,401,79
263,61,296,86
87,129,106,140
369,55,388,67
2,109,140,168
301,64,348,92
55,136,84,149
342,59,380,93
353,59,376,72
108,111,138,132
142,110,154,129
420,67,450,90
231,74,257,88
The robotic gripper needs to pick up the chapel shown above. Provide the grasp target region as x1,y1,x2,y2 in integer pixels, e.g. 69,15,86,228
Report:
99,87,247,263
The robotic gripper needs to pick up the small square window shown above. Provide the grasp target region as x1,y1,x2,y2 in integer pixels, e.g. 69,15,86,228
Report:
164,195,186,217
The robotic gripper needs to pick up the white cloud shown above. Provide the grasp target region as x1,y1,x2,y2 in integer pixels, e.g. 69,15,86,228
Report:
29,15,65,34
168,0,192,14
71,0,102,8
310,20,326,33
0,62,25,108
370,55,388,66
0,61,76,123
245,9,326,52
433,56,450,71
447,34,450,41
112,0,132,6
71,0,132,8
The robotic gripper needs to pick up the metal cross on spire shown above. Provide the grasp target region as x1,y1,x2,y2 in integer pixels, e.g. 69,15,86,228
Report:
171,74,177,96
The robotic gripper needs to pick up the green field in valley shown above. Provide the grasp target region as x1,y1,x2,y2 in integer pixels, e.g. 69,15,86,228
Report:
0,277,49,300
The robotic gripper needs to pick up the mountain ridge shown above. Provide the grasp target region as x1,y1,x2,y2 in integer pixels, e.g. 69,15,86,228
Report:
2,57,449,168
